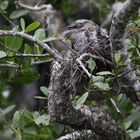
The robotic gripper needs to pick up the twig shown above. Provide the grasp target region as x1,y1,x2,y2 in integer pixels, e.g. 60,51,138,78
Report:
76,53,114,78
15,53,50,58
0,63,18,68
60,40,77,55
76,58,91,77
0,30,63,60
15,0,52,11
110,98,121,114
31,59,53,65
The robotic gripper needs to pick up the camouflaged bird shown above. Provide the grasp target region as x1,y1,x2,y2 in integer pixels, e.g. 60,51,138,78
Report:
63,19,140,103
64,19,114,72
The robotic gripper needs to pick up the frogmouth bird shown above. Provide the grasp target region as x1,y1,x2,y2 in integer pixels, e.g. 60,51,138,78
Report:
64,19,114,72
63,19,140,103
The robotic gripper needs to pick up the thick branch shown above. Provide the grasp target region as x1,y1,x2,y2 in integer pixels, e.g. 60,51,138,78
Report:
48,59,125,139
110,0,140,50
110,0,140,102
57,130,107,140
0,30,62,60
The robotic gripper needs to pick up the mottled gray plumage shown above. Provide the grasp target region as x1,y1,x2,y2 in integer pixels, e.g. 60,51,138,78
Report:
63,19,140,103
64,19,114,71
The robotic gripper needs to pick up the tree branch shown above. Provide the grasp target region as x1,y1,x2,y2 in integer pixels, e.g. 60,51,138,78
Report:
110,0,140,50
15,0,52,11
57,130,107,140
48,59,125,139
0,63,18,68
110,0,140,102
0,30,63,60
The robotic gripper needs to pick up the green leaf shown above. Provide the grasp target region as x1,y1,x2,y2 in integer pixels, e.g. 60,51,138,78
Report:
25,22,40,33
0,51,6,58
42,37,60,42
126,111,140,122
129,130,140,139
34,28,46,41
92,75,104,83
86,58,96,72
10,10,29,19
33,111,40,119
115,52,121,63
13,111,20,128
94,82,110,91
5,36,22,51
125,121,132,130
3,105,15,115
40,86,48,97
116,64,127,73
35,115,50,126
75,92,88,109
96,71,112,76
0,0,8,11
34,44,43,54
24,44,32,54
20,18,25,31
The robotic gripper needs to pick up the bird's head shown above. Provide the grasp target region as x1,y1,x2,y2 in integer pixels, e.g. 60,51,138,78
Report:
63,19,98,38
67,19,97,30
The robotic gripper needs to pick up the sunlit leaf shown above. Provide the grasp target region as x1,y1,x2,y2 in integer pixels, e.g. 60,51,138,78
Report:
125,121,132,130
35,115,50,126
86,58,96,72
40,86,48,97
115,52,121,63
25,22,40,33
0,0,8,11
92,75,104,82
129,130,140,139
75,92,88,109
34,28,46,41
20,18,25,31
94,82,110,91
13,111,20,128
0,51,6,58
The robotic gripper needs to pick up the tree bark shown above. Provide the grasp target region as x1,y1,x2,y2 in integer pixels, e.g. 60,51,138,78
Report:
110,0,140,102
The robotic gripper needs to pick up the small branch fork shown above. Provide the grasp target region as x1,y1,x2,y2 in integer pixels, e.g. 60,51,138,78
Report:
76,53,114,78
15,0,52,11
0,30,63,60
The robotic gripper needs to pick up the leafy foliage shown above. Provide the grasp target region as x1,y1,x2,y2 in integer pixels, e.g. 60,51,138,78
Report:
0,0,140,140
